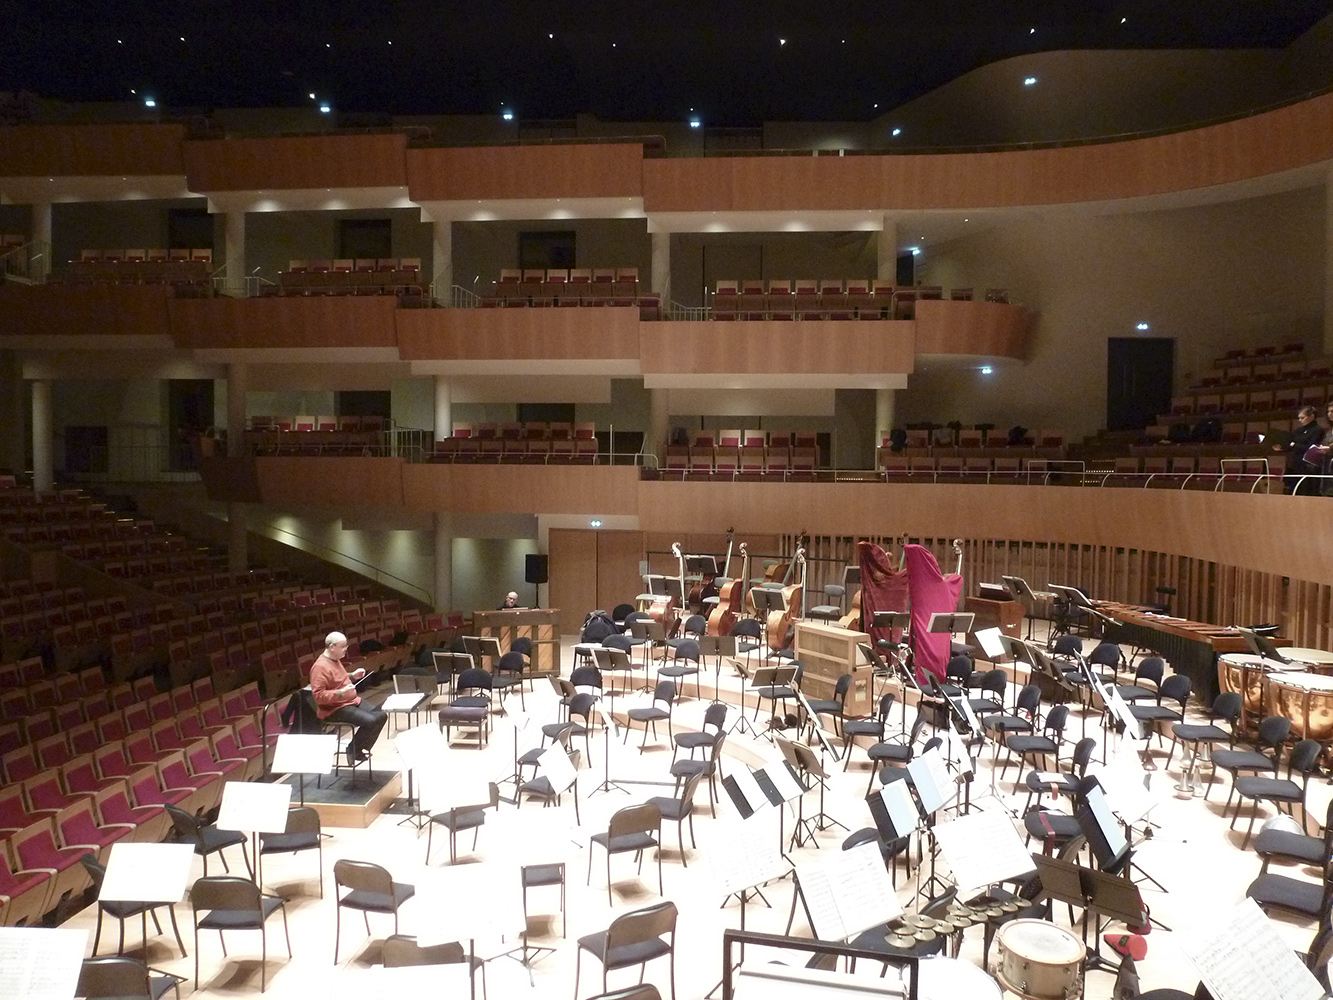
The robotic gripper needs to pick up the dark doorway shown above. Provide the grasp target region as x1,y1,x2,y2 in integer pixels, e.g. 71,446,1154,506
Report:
339,219,392,260
336,390,391,419
167,207,213,252
518,231,576,271
63,426,108,474
896,251,915,286
167,379,215,471
1107,337,1174,431
518,403,575,424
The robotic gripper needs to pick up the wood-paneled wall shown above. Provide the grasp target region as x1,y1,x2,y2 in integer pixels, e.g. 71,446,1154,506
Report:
255,456,406,506
0,124,187,177
168,296,399,349
0,283,174,338
640,320,916,375
913,301,1034,360
396,305,641,361
406,143,643,202
400,465,640,515
182,134,409,191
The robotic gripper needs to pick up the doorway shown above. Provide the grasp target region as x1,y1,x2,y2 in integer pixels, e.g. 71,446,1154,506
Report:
1106,337,1174,432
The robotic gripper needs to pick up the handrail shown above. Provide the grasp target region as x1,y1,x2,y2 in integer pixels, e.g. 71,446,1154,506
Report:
239,515,433,605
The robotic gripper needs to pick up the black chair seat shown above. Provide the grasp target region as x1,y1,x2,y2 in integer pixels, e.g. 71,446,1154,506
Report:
658,665,698,678
576,931,672,970
968,697,1002,715
197,894,285,930
1235,776,1303,802
1253,829,1326,866
670,759,710,779
1115,685,1156,702
451,696,490,710
543,720,586,739
754,686,796,701
627,707,669,723
645,796,690,822
985,714,1033,735
518,746,546,766
590,831,659,854
1025,771,1076,796
877,767,910,785
193,827,246,854
1171,723,1228,743
491,676,523,689
431,807,486,833
868,742,911,763
341,882,416,913
101,898,156,919
1129,705,1181,724
1247,872,1325,917
674,731,714,750
1024,810,1080,842
521,777,558,797
809,604,841,619
1212,749,1275,772
805,699,840,716
1007,735,1058,756
439,705,487,723
842,719,883,739
260,832,319,854
847,923,945,959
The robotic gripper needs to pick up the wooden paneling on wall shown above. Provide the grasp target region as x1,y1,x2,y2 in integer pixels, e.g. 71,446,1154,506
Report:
255,456,405,506
182,134,409,191
400,465,640,515
548,529,598,634
396,305,641,361
640,320,915,375
913,300,1034,360
406,143,643,202
168,296,399,349
0,124,187,177
0,283,173,338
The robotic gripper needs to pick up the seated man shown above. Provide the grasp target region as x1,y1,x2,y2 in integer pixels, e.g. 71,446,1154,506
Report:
309,630,387,767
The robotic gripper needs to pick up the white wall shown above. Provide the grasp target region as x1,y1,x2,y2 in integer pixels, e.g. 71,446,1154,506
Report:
452,537,539,613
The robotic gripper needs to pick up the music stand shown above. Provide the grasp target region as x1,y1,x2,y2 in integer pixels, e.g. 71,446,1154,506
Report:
747,663,798,740
216,780,293,889
704,818,791,1000
99,841,194,957
271,733,337,806
0,926,91,1000
1237,626,1294,665
1031,853,1148,976
587,699,629,798
927,612,975,658
780,737,846,847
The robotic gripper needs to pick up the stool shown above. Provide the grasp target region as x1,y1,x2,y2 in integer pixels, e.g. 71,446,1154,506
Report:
324,720,372,785
520,861,566,963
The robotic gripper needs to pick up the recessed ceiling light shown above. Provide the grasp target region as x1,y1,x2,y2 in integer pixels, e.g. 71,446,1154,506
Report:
1136,322,1150,331
891,127,900,136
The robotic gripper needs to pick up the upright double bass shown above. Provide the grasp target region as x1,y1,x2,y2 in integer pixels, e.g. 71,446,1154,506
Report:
766,545,805,653
708,541,747,637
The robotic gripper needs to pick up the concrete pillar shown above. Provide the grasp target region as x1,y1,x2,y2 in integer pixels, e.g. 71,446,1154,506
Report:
434,513,453,613
1325,170,1333,353
649,387,670,463
227,503,248,575
226,362,247,458
222,211,245,296
433,220,453,299
876,388,896,449
31,379,52,493
30,203,51,283
877,216,897,285
651,230,671,303
434,377,452,442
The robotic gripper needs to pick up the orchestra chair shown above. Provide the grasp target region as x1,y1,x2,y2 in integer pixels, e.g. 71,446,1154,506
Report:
258,805,324,898
383,934,488,1000
520,860,567,959
332,859,416,964
573,900,677,1000
587,802,663,905
80,854,187,958
190,875,291,992
76,956,185,1000
1230,738,1322,848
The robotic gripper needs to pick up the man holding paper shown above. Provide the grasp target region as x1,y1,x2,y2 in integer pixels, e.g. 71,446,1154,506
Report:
310,631,387,767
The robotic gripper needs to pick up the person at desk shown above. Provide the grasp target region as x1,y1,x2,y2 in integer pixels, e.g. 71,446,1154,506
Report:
498,591,520,610
1275,405,1325,495
309,630,387,767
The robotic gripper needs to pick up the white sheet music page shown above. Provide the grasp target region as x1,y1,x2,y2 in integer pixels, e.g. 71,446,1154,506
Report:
941,729,974,775
830,840,904,936
392,723,445,774
271,732,338,774
380,692,423,712
793,857,847,940
760,760,806,803
1181,898,1323,1000
99,841,196,903
728,765,774,815
908,748,956,813
958,695,983,735
709,818,790,897
879,781,919,835
537,744,578,794
934,809,1035,898
0,927,87,1000
216,780,293,834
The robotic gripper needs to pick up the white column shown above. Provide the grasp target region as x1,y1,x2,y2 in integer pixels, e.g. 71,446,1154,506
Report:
876,388,896,449
226,362,247,458
223,211,245,296
433,220,453,299
31,379,52,494
1325,170,1333,353
649,387,669,462
31,203,52,283
434,513,453,613
877,216,897,285
651,230,671,303
227,504,248,575
434,376,452,442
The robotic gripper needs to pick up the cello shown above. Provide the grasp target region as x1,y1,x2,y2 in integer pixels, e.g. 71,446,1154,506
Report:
708,541,747,637
766,545,805,654
646,542,685,637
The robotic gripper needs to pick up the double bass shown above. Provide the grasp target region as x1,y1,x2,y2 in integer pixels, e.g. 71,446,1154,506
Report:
708,541,747,637
687,529,732,614
766,545,805,653
646,542,686,637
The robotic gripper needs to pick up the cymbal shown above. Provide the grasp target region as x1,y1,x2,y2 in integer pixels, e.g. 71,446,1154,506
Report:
902,914,939,930
885,932,918,949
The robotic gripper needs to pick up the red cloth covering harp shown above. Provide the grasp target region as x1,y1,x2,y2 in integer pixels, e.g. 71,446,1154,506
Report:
905,544,963,685
857,541,909,647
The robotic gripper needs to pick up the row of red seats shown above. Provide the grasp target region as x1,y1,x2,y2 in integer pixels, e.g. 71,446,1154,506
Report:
1171,383,1333,419
248,415,387,432
450,420,596,440
1100,455,1276,489
432,438,599,463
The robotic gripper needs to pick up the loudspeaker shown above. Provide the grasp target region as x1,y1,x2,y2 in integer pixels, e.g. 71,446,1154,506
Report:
525,554,549,585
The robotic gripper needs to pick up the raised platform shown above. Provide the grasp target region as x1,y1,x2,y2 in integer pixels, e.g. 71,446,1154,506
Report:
277,767,402,829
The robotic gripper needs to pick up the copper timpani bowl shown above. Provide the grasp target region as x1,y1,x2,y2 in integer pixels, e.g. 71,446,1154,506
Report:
1266,671,1333,742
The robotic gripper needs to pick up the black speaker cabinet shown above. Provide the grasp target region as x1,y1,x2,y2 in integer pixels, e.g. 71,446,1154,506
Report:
525,554,549,585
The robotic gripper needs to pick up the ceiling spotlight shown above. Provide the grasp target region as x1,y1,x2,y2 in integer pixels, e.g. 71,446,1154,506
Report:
319,103,331,113
689,117,701,128
1024,77,1038,86
779,38,786,46
143,98,156,108
908,246,921,256
1136,322,1150,331
891,127,901,136
548,32,553,38
1029,27,1035,34
980,366,993,375
309,93,316,99
502,109,514,121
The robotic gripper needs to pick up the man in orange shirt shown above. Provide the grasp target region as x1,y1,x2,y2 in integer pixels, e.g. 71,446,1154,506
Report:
309,631,387,767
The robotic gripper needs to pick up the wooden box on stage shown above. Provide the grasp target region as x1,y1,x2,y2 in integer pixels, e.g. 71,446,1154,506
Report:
795,620,873,717
964,596,1024,639
471,608,561,674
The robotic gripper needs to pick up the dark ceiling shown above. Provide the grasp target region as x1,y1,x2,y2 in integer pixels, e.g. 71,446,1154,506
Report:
3,1,1331,126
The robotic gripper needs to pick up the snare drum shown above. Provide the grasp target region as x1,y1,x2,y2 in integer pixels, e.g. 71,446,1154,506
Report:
993,919,1084,1000
1266,672,1333,741
1218,653,1296,730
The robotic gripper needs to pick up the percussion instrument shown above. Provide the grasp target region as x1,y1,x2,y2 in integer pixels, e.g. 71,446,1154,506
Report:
1218,653,1299,730
1266,671,1333,742
1281,647,1333,667
916,956,1004,1000
992,919,1085,1000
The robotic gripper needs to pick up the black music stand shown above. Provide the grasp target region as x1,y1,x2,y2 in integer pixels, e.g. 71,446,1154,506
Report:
1237,626,1295,665
859,641,913,736
1032,853,1149,977
781,738,847,847
746,663,798,740
750,587,787,656
927,611,976,659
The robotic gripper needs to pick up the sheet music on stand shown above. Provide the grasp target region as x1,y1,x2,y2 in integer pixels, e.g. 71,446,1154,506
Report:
756,759,806,804
271,732,338,775
1106,685,1143,741
974,626,1007,661
1181,898,1324,1000
394,722,446,773
723,764,778,819
417,756,493,815
709,818,791,898
100,841,195,903
933,809,1035,898
216,780,293,834
0,927,87,1000
537,744,578,795
794,841,903,941
593,699,619,740
907,748,956,814
1091,750,1161,826
940,728,974,776
878,780,921,837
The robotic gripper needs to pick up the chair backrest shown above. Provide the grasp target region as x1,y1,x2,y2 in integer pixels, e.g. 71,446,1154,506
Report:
1257,715,1293,749
1134,657,1164,686
1089,643,1123,668
1051,634,1082,658
1158,673,1191,707
604,900,678,955
191,874,261,913
1072,737,1097,775
77,957,155,1000
672,639,700,663
652,680,676,707
1045,704,1070,734
163,802,201,843
682,614,706,635
1211,691,1242,726
610,802,661,838
1015,683,1041,714
701,701,728,731
981,668,1006,695
676,770,705,810
496,650,525,674
285,805,321,835
1289,738,1322,776
334,858,394,895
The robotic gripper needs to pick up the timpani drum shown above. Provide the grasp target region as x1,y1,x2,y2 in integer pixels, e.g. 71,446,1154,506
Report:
1281,648,1333,670
1266,672,1333,742
992,919,1085,1000
1218,653,1298,730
